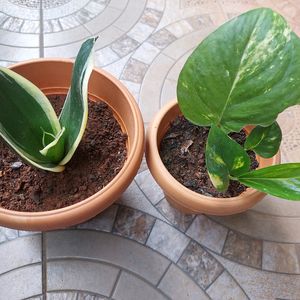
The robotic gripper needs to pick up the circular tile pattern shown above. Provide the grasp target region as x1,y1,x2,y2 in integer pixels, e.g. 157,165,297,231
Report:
8,0,72,9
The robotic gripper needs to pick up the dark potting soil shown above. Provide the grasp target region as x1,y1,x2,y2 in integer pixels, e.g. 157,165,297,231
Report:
159,115,259,198
0,95,127,212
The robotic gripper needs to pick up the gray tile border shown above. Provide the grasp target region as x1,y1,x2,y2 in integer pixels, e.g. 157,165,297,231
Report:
146,220,190,262
46,230,170,285
156,198,195,232
178,241,224,289
113,205,155,244
0,234,41,274
158,264,210,300
206,271,248,300
222,230,262,269
0,264,42,299
186,215,228,254
112,271,167,300
263,242,300,274
47,259,119,296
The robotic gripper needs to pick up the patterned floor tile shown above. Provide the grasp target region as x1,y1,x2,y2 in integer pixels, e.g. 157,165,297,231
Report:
178,241,224,289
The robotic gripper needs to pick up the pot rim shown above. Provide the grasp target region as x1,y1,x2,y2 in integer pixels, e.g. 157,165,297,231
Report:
0,58,144,218
146,99,281,205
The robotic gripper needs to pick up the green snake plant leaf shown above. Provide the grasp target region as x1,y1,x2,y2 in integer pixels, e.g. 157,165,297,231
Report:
177,8,300,133
206,125,250,191
58,37,97,165
244,122,282,158
0,67,65,172
238,164,300,200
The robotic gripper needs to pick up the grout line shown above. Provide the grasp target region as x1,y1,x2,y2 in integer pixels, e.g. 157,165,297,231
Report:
155,261,171,288
220,229,229,255
109,269,122,298
204,269,224,292
41,232,47,300
39,0,44,57
144,218,157,245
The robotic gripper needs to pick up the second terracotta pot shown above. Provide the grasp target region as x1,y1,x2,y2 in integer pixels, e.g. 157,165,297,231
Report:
146,100,280,216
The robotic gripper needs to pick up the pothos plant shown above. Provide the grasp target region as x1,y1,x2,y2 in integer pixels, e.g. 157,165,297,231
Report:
177,8,300,200
0,37,97,172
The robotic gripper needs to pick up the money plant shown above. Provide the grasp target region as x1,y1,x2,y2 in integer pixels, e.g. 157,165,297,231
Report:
177,8,300,200
0,37,97,172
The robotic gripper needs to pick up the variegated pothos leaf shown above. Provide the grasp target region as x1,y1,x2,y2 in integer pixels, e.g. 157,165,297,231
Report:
178,8,300,132
206,125,250,191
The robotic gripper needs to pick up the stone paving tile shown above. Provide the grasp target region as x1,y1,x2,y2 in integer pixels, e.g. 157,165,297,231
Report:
158,263,210,300
186,14,213,30
211,251,300,300
77,205,118,232
166,20,194,38
186,215,228,254
135,170,164,205
206,271,248,300
102,54,131,79
137,156,148,174
113,206,155,243
141,8,163,28
156,198,195,232
132,42,160,65
112,271,167,300
83,7,122,34
95,47,120,67
263,242,300,274
118,181,168,222
178,241,224,289
0,227,19,243
111,36,140,57
121,80,140,101
47,259,119,296
146,220,190,262
148,29,177,49
0,264,42,299
46,230,170,285
139,52,174,122
27,296,43,300
121,58,149,84
0,44,39,61
47,292,108,299
222,230,262,268
20,19,40,33
0,234,41,274
128,22,154,43
113,0,147,32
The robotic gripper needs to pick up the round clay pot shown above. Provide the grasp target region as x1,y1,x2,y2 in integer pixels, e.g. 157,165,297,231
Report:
146,100,280,215
0,59,144,230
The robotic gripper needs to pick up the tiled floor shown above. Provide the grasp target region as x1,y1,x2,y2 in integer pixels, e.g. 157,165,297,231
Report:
1,0,300,299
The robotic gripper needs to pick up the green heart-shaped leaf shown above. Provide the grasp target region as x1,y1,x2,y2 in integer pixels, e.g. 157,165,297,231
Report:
244,122,282,158
178,8,300,132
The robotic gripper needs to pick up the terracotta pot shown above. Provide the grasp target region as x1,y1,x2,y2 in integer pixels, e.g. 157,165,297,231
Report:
146,100,280,216
0,59,144,230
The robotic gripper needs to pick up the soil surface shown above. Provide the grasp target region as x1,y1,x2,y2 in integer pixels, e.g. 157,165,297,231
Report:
0,95,127,212
159,115,259,198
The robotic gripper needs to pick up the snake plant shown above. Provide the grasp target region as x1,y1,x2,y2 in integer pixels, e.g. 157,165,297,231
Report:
0,37,97,172
177,8,300,200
